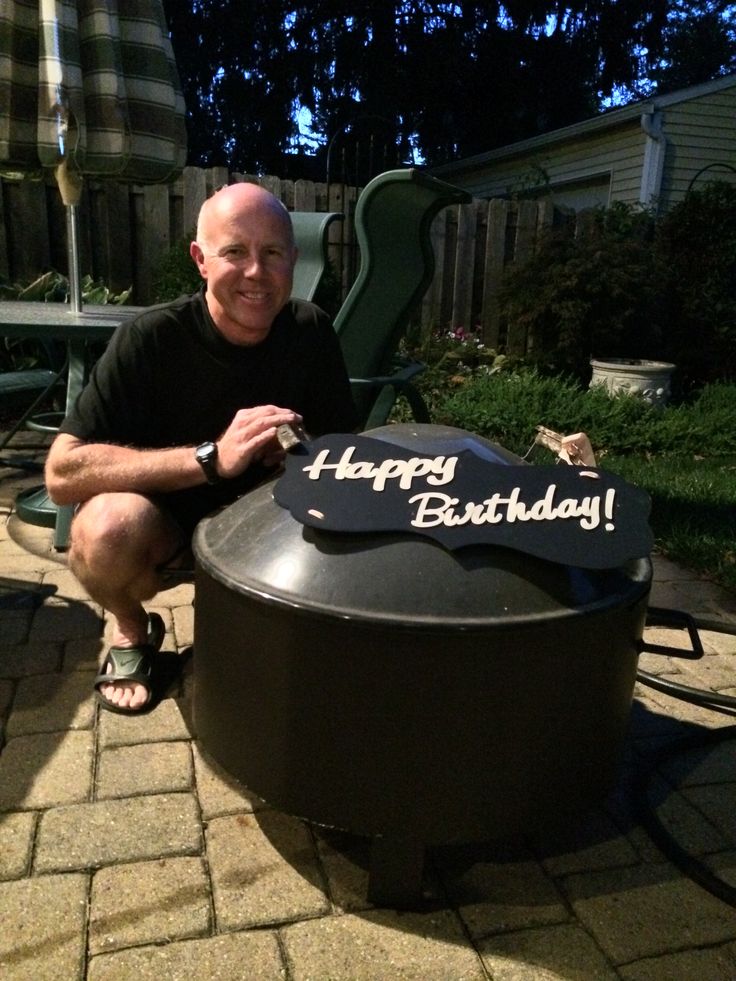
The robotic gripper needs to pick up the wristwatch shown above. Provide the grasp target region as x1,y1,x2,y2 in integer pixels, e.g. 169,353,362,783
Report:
195,441,220,485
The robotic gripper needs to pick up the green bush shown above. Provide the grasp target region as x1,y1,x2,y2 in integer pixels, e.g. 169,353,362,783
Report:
655,182,736,386
439,371,736,458
0,270,131,305
151,234,202,304
497,203,662,380
496,184,736,388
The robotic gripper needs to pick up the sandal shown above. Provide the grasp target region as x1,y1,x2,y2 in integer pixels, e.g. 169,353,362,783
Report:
94,613,166,715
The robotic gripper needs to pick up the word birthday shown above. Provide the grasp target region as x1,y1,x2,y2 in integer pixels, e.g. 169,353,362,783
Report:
409,485,617,532
303,445,458,491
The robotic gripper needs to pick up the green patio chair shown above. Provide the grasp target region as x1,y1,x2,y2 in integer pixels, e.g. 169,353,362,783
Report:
291,211,343,302
333,168,470,429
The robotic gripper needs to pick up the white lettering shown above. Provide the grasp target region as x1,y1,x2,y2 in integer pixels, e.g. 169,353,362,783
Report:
303,447,457,492
409,485,615,532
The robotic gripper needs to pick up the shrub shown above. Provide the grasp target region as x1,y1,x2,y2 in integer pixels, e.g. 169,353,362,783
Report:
655,182,736,386
497,203,662,381
495,184,736,389
439,371,736,458
439,370,593,455
151,234,202,303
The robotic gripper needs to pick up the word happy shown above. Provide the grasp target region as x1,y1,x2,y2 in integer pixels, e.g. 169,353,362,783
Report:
303,445,457,491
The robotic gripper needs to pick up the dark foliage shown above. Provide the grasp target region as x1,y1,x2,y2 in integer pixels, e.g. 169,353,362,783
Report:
655,181,736,386
164,1,725,175
496,184,736,388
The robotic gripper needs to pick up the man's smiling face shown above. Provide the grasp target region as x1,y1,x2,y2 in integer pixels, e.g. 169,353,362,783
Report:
191,184,297,345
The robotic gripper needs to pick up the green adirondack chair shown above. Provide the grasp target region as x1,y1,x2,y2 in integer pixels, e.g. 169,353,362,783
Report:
333,168,470,429
291,211,343,302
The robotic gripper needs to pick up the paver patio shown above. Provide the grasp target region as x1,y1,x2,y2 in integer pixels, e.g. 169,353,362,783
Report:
1,445,735,980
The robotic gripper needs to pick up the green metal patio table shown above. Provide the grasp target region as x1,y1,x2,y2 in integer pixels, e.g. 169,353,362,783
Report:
0,301,144,548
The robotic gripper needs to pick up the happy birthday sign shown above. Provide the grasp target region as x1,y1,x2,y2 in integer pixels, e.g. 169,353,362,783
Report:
273,434,653,569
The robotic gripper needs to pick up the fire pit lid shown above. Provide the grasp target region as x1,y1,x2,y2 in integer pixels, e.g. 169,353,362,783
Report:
193,424,651,628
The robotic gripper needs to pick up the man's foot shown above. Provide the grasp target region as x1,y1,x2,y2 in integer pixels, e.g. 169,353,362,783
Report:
94,613,166,714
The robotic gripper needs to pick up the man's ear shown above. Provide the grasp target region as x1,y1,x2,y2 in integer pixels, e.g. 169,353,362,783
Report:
190,241,207,278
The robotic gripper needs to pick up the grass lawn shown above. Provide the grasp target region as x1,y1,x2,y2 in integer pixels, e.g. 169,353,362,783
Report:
603,453,736,591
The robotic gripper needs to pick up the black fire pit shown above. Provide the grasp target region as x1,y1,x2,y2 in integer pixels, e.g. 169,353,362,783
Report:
192,424,651,905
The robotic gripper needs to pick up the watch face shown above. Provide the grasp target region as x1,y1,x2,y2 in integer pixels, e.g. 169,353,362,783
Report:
196,442,219,483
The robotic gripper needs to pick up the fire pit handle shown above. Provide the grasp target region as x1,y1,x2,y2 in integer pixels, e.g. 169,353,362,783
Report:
639,606,704,660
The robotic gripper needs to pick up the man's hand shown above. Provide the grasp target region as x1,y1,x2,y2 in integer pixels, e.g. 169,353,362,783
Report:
216,405,303,478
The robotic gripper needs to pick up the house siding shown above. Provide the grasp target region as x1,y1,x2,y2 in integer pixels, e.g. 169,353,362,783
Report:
658,88,736,208
433,75,736,214
442,121,649,208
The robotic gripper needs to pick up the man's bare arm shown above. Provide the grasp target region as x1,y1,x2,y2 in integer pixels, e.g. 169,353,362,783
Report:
45,434,207,505
45,405,303,505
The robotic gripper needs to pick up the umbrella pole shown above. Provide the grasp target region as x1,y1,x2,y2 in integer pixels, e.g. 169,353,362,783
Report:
66,204,83,313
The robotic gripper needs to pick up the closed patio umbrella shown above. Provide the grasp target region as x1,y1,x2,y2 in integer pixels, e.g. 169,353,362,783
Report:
0,0,186,310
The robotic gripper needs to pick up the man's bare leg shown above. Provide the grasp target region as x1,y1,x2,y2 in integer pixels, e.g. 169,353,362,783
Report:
69,492,185,710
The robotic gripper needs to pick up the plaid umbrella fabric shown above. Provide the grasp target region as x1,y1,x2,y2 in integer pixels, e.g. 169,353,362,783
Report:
0,0,186,308
1,0,186,184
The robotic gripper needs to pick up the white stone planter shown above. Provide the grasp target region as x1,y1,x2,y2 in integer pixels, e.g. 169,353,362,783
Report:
590,358,676,407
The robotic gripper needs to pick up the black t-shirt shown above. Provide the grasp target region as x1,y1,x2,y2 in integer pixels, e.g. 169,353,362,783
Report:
60,290,358,522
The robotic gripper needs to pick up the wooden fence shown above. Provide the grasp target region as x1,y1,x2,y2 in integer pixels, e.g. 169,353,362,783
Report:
0,167,568,351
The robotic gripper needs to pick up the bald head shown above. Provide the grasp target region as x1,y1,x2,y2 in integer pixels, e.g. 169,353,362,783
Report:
196,182,294,250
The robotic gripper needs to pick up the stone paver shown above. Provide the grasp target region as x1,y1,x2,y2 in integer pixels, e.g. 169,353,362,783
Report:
0,612,32,645
681,782,736,843
435,845,569,940
89,857,210,954
172,603,194,648
192,741,262,819
0,676,14,715
96,741,193,799
281,908,486,980
564,863,736,964
0,811,36,879
645,773,729,855
477,923,618,980
0,640,62,677
660,739,736,786
87,930,285,981
620,944,736,980
0,873,88,980
206,810,330,930
0,730,94,810
531,808,640,877
29,600,102,643
6,670,96,736
63,635,105,672
98,695,193,747
314,826,375,912
34,793,202,872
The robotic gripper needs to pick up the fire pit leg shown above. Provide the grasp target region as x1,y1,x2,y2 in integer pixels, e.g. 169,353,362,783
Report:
367,835,426,907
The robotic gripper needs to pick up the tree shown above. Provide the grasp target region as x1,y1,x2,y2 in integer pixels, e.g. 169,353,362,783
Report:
652,2,736,93
163,2,734,176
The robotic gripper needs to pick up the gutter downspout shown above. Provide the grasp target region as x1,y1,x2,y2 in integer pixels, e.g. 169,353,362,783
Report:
640,110,666,210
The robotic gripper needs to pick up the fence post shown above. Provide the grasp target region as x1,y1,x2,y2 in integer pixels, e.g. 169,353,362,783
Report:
505,200,539,354
480,199,509,349
451,199,481,331
183,166,207,237
133,184,171,303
